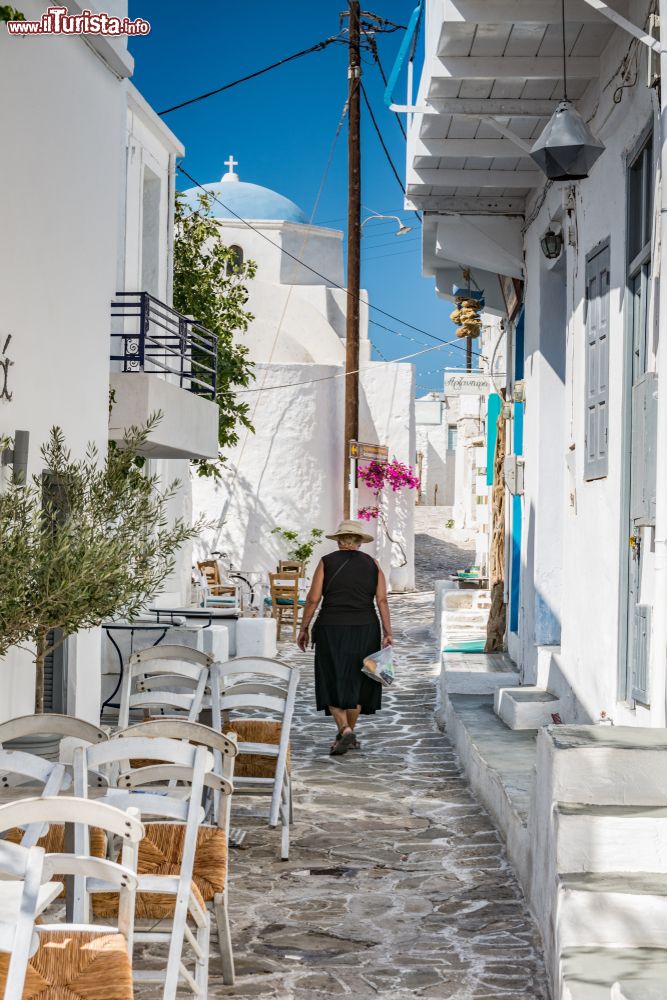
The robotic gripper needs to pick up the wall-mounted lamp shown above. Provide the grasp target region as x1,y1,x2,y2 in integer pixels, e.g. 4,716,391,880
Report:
540,229,564,260
1,430,30,485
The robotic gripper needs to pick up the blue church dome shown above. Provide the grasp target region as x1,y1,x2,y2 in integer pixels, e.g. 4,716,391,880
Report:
182,156,307,224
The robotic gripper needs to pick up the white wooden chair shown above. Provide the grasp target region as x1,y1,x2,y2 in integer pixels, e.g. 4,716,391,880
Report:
74,737,227,997
118,644,211,729
217,656,299,859
0,796,143,1000
0,749,72,848
0,839,59,1000
0,714,107,763
110,721,238,985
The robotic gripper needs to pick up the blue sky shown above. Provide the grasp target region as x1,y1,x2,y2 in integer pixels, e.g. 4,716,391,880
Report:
128,1,471,393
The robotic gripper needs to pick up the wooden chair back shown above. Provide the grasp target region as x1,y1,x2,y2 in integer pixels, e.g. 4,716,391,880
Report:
197,560,236,598
74,740,215,997
119,645,211,729
278,560,305,577
0,839,49,1000
0,749,72,847
216,657,299,833
0,714,107,749
0,795,144,934
268,572,302,640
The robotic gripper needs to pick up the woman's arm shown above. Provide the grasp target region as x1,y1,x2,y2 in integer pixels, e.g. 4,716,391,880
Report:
297,560,324,651
375,567,393,647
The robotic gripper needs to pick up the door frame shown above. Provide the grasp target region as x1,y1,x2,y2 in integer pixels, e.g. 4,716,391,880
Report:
616,119,655,704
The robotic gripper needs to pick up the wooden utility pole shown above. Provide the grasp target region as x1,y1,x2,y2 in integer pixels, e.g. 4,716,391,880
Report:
466,337,473,373
344,0,361,518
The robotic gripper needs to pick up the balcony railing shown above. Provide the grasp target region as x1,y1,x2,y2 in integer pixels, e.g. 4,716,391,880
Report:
110,292,217,401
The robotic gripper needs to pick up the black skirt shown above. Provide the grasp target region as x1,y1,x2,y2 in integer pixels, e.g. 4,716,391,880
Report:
314,619,383,715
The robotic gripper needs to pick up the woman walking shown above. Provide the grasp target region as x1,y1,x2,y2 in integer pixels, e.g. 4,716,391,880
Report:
297,519,393,756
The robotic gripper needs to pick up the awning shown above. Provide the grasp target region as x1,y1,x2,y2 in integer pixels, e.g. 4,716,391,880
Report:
435,216,524,280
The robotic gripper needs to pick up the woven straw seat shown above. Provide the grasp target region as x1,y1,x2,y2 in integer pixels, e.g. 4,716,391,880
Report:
94,823,227,919
223,719,290,779
4,825,106,898
0,929,133,999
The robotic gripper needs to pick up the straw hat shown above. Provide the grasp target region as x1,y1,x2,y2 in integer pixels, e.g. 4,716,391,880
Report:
325,519,375,544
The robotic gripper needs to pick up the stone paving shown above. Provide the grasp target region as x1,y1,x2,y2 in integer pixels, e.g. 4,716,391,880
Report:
135,515,548,998
413,507,477,591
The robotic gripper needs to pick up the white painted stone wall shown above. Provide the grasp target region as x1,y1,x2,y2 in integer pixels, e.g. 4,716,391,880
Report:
194,363,345,577
360,362,416,590
515,18,661,725
191,204,416,590
0,3,130,722
416,394,458,507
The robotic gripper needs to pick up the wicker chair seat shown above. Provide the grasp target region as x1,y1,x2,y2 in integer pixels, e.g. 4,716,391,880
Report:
223,719,290,779
4,825,106,899
0,930,133,999
94,823,227,919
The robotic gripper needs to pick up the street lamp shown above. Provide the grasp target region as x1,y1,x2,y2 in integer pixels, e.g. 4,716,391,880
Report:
361,213,412,237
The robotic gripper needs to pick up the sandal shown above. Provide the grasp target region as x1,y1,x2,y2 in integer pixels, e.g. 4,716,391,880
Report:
330,728,356,756
330,731,361,752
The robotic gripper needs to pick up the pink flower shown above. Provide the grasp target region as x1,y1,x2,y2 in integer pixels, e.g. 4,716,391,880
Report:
358,505,380,521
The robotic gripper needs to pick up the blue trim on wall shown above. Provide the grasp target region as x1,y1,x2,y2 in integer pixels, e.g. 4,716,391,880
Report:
487,394,501,487
509,310,525,634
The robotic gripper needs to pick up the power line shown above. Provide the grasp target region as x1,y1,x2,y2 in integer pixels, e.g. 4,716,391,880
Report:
235,341,457,394
176,164,484,360
360,82,406,196
158,34,344,116
366,35,407,141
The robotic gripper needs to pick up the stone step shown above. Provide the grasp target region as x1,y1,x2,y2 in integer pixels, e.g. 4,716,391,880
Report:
494,685,565,729
558,873,667,949
440,651,519,694
561,947,667,1000
547,726,667,806
611,982,665,1000
555,803,667,873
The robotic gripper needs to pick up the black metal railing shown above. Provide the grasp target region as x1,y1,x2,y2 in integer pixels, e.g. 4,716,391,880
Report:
110,292,217,400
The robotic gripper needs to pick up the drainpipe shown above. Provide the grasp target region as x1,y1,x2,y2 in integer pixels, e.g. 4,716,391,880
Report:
655,0,667,724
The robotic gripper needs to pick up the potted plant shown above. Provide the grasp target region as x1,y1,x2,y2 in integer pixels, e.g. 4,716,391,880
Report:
0,416,204,722
271,527,324,572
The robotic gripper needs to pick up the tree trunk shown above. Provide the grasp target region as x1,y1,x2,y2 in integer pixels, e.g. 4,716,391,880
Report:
485,390,507,653
34,629,48,714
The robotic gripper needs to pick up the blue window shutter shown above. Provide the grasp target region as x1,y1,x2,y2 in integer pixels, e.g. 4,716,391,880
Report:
584,241,610,480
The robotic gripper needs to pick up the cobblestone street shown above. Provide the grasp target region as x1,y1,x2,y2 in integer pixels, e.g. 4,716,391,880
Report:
204,514,549,1000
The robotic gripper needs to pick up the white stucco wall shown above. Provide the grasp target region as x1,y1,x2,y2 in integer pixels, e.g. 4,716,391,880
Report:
416,395,457,507
360,362,416,590
194,363,345,575
0,6,129,722
516,22,660,725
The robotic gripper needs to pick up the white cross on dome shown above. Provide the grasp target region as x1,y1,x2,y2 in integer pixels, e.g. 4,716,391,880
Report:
221,155,239,182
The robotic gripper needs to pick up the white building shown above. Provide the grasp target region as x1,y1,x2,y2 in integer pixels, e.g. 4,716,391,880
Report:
0,3,218,723
400,1,667,994
189,162,417,590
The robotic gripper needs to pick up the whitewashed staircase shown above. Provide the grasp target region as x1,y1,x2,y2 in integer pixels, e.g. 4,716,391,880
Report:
537,727,667,999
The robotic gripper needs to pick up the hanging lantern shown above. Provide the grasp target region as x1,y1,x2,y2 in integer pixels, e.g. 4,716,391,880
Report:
540,228,564,259
529,100,604,181
529,0,604,181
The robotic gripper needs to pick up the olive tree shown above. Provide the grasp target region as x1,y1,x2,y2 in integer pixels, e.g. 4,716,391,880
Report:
0,416,204,712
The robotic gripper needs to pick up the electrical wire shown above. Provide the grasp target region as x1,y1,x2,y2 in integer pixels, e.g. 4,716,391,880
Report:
158,34,344,116
176,165,483,359
360,82,406,195
234,340,459,394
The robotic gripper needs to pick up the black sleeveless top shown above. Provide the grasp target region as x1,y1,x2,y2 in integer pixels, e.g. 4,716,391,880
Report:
318,550,379,625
